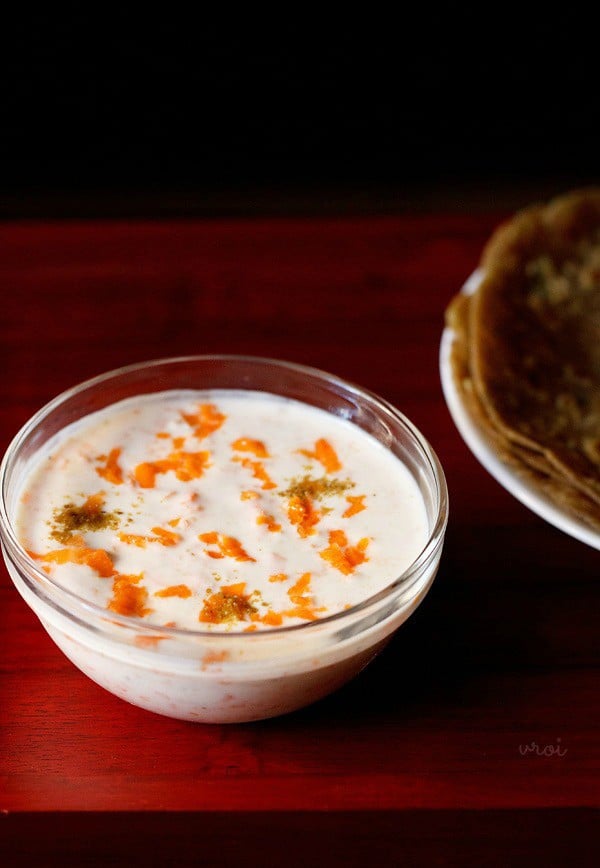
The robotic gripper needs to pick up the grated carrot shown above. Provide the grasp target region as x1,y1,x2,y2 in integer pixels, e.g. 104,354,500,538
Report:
281,572,327,621
287,494,320,538
133,462,157,488
269,572,288,583
231,437,270,458
298,438,341,473
134,450,210,488
199,531,218,544
256,512,281,532
167,450,211,482
221,582,247,597
151,526,181,547
240,490,259,501
320,530,369,575
258,610,284,627
343,494,366,518
96,447,124,485
154,584,192,598
118,532,148,548
234,456,277,490
329,529,348,547
287,572,312,605
82,492,105,516
119,527,181,548
181,404,226,440
283,605,324,621
108,573,151,617
35,544,116,578
199,532,256,562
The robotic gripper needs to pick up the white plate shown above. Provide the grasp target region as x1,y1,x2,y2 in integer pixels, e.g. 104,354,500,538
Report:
440,270,600,551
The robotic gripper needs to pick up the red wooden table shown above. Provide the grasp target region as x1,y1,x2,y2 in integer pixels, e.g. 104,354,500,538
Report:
1,216,598,866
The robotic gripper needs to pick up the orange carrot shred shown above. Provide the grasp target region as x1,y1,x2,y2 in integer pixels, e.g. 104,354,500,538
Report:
108,573,151,617
119,527,181,547
231,437,270,458
82,492,105,515
154,584,192,598
222,582,247,597
168,450,211,482
96,448,124,485
220,537,255,561
151,526,181,547
279,572,327,621
134,462,157,488
343,494,366,518
287,572,311,603
256,512,281,532
85,549,117,578
269,572,288,583
329,529,348,547
35,545,116,578
118,532,148,548
287,495,321,537
240,490,259,501
199,531,219,544
283,606,324,622
234,456,276,490
134,450,210,488
181,404,226,440
259,610,284,627
298,438,341,473
320,530,370,575
199,532,256,562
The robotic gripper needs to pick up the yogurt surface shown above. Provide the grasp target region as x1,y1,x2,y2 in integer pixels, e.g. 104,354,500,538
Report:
17,390,428,632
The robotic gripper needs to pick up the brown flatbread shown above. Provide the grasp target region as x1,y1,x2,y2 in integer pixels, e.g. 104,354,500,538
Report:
447,189,600,531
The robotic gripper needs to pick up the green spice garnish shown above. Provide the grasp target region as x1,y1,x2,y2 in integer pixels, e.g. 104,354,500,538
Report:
278,474,354,501
50,495,121,544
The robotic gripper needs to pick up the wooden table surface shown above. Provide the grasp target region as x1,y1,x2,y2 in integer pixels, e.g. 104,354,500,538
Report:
1,216,598,866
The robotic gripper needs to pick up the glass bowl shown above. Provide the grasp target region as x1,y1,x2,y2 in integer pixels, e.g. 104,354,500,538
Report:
0,356,448,723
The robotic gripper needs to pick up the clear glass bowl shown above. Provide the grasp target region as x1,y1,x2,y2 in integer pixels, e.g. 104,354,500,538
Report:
0,356,448,723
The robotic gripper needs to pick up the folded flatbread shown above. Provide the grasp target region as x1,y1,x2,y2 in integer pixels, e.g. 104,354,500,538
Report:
447,189,600,530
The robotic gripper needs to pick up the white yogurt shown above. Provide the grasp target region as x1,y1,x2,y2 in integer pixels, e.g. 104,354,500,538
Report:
2,370,447,723
16,390,428,632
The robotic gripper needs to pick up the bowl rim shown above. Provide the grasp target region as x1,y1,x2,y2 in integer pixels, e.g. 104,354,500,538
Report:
0,354,448,640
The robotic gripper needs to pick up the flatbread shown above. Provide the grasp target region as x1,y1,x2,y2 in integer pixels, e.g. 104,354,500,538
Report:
447,189,600,531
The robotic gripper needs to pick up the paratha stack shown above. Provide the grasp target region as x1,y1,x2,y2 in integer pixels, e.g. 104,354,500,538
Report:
447,188,600,531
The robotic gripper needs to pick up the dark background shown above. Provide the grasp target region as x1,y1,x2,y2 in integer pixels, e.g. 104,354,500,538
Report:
1,12,598,217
